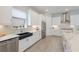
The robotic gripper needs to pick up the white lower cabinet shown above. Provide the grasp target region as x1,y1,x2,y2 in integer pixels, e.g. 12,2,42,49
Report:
19,37,30,52
28,36,34,46
29,31,41,46
34,31,41,42
19,31,41,52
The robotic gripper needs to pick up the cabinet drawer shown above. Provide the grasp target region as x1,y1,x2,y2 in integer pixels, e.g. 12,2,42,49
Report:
0,41,7,52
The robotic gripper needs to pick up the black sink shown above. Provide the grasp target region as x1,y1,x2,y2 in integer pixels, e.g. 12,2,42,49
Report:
17,32,33,40
18,32,30,35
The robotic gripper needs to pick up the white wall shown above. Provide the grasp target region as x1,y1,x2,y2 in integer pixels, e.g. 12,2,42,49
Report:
51,16,63,36
45,15,53,36
52,16,61,25
70,14,79,25
70,14,79,31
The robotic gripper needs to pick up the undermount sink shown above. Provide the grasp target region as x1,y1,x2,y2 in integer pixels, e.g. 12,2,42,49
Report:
17,32,33,40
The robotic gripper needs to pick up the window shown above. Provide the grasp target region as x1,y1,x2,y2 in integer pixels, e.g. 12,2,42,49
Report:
11,8,28,29
52,16,60,25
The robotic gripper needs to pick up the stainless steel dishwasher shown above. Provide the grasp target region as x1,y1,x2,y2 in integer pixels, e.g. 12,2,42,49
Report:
0,37,19,52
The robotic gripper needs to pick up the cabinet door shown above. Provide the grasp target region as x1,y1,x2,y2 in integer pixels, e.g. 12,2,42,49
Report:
29,31,40,46
7,38,19,52
34,31,41,41
29,9,39,25
0,41,8,52
28,36,34,47
0,6,12,25
19,38,29,52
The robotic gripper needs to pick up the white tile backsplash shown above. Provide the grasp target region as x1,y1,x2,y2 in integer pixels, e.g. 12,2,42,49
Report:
0,25,32,34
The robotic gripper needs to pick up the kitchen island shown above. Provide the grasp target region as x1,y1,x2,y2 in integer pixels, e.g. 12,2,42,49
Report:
62,31,79,52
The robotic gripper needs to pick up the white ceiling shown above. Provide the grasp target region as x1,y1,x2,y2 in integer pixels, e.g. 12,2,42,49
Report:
30,6,79,15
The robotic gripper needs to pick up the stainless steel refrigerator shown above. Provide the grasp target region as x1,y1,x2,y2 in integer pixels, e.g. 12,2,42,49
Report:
41,21,46,39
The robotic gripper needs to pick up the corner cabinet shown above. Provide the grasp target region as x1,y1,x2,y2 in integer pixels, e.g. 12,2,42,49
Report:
0,7,12,25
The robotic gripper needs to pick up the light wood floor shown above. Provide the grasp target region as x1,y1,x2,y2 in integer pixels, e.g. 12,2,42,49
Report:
26,36,64,52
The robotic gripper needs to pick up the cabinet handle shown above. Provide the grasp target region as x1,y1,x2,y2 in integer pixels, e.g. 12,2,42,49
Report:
0,42,7,46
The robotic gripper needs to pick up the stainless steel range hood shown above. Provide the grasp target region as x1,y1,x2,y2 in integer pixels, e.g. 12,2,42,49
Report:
61,11,70,24
60,10,73,30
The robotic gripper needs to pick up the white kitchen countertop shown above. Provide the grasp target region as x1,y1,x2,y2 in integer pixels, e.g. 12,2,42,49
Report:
0,29,40,42
0,34,19,42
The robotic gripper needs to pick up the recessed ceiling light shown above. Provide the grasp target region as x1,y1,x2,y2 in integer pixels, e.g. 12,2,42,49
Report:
65,9,69,12
45,9,48,12
0,25,4,28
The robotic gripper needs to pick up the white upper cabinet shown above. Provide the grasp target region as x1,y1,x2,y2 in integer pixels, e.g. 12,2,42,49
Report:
0,6,12,25
12,8,26,19
28,9,41,26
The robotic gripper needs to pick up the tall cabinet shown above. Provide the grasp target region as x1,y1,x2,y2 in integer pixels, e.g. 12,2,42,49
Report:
0,6,12,25
28,9,41,26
